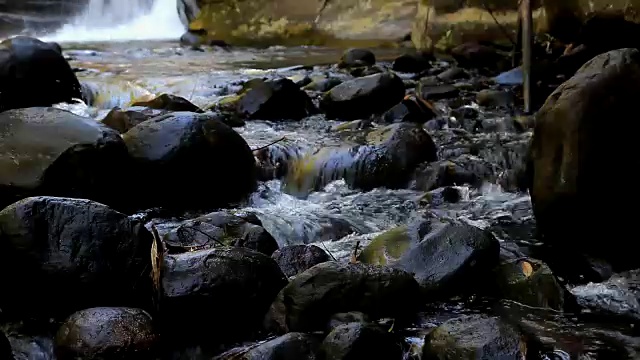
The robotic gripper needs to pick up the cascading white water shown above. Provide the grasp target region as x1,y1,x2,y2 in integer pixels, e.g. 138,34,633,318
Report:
43,0,184,42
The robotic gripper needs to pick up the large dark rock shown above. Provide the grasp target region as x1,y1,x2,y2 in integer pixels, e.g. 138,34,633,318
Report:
422,315,523,359
527,48,640,276
0,36,82,111
393,221,500,295
320,72,406,120
265,261,421,333
0,107,130,210
338,48,376,68
284,123,437,195
123,112,257,211
100,106,169,134
55,307,157,360
320,322,403,360
271,245,331,277
131,93,203,113
216,332,321,360
217,78,316,121
160,247,288,344
157,210,279,256
0,197,153,321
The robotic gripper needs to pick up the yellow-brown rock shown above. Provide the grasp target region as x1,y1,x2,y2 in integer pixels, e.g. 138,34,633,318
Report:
411,0,640,52
179,0,418,46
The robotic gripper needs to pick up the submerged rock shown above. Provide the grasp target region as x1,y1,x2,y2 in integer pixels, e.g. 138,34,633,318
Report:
393,221,500,295
0,197,152,321
527,48,640,274
131,93,203,113
159,211,279,256
320,323,404,360
123,112,257,211
0,107,130,210
216,332,321,360
101,106,169,134
422,315,523,359
0,36,82,111
161,247,287,343
285,123,437,195
271,244,331,277
338,48,376,68
265,261,421,333
55,307,156,360
320,72,405,120
218,78,316,121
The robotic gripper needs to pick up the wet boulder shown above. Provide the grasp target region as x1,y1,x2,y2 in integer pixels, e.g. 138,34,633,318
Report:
338,48,376,68
218,78,316,121
451,42,506,70
392,52,433,73
476,89,515,108
357,218,432,266
408,156,496,191
416,81,459,101
320,323,404,360
265,261,421,333
0,197,153,321
422,315,523,359
100,106,169,134
0,107,130,210
393,221,500,295
218,332,321,360
378,95,437,124
158,211,279,256
493,258,565,311
55,307,156,360
285,123,437,195
131,93,203,113
570,269,640,323
320,72,406,120
327,312,369,333
123,112,257,210
161,247,287,343
0,36,82,111
271,244,331,277
527,48,640,273
303,77,343,92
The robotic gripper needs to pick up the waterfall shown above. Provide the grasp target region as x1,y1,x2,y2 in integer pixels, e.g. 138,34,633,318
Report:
43,0,185,42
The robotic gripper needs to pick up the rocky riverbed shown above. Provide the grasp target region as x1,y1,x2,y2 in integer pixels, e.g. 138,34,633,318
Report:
1,32,640,360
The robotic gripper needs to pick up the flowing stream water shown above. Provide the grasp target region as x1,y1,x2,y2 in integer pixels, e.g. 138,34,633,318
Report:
2,1,640,359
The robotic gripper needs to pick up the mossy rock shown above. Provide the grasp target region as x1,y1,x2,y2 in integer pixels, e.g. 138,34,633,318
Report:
494,258,564,311
358,226,411,265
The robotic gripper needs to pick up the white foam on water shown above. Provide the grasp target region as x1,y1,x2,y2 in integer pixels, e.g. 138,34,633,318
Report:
43,0,184,42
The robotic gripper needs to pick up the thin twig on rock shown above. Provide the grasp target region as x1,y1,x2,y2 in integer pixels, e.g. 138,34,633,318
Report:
251,137,286,153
